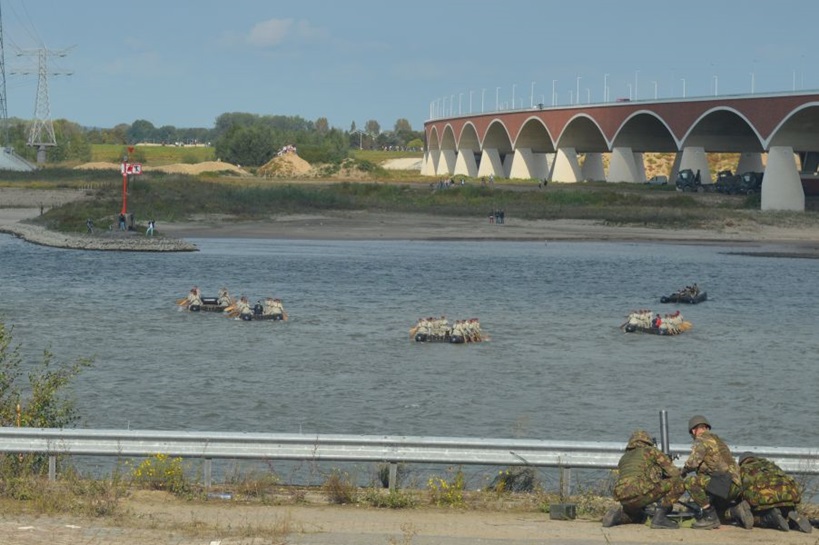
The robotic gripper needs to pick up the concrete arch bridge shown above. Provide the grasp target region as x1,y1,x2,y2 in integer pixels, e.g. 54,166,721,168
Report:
422,92,819,211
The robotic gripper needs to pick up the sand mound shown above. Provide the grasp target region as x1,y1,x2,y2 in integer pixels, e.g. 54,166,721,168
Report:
74,161,250,176
258,153,313,177
148,161,249,176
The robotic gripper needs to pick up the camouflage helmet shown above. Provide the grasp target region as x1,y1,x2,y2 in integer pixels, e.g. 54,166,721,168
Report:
738,452,756,465
626,429,654,449
687,415,711,434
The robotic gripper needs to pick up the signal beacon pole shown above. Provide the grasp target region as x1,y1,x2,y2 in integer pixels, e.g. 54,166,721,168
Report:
121,146,134,215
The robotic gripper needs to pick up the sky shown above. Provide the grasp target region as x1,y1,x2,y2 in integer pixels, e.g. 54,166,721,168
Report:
2,0,817,132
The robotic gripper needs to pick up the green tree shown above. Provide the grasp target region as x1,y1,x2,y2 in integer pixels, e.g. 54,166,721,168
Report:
0,320,92,431
394,118,412,133
213,124,277,166
127,119,157,144
315,117,329,135
364,119,381,136
47,119,92,163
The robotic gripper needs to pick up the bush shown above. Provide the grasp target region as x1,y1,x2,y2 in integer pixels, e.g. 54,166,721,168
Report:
128,453,192,496
322,469,358,504
427,468,466,507
0,320,93,476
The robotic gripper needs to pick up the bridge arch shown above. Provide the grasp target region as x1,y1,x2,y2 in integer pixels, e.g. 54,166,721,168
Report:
422,92,819,209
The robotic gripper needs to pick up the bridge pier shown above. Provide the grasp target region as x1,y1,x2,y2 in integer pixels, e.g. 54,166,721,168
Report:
581,152,605,181
762,146,805,211
505,148,550,180
552,147,582,182
477,148,503,179
421,150,438,176
453,149,478,178
436,149,457,176
678,146,711,184
737,151,765,174
608,147,641,183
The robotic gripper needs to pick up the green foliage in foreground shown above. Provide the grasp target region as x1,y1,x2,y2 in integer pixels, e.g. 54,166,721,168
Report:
0,320,93,477
26,173,802,234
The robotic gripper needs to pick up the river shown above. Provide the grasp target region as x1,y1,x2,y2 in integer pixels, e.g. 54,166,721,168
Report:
1,235,817,449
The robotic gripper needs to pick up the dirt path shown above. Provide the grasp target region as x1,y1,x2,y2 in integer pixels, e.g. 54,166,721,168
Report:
1,495,811,545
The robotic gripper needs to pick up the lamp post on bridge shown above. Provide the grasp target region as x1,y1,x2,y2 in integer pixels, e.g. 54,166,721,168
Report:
530,81,536,108
512,83,516,110
551,79,557,106
604,73,609,102
576,76,581,105
481,88,485,113
681,78,686,98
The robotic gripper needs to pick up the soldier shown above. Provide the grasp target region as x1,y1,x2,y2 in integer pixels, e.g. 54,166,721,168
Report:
235,295,252,318
602,429,683,530
217,287,233,307
682,415,752,530
737,452,812,533
186,286,202,308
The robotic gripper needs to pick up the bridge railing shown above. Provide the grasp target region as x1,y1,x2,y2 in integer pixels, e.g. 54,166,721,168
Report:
2,428,817,491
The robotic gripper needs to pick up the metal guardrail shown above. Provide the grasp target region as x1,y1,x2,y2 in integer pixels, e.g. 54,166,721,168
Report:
1,428,817,489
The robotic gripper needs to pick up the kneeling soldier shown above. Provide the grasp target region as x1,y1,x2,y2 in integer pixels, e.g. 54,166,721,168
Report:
602,429,684,529
738,452,812,533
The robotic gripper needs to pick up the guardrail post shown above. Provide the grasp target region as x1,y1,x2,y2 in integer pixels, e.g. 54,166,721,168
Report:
48,455,56,481
388,463,397,491
204,458,212,488
559,466,571,498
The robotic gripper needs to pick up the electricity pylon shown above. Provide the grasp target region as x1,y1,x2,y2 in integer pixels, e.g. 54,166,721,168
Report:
14,46,72,163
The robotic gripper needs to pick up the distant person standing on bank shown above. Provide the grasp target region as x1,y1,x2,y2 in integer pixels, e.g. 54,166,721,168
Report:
146,219,155,236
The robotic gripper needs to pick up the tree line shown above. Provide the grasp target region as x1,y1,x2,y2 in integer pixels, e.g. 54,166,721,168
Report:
1,114,425,167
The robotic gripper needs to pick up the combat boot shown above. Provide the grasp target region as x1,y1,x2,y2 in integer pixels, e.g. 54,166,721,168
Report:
761,508,789,531
692,506,720,530
601,506,625,527
787,510,813,533
650,506,678,529
730,500,754,529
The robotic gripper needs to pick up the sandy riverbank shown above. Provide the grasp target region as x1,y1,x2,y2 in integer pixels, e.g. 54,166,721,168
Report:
2,187,819,256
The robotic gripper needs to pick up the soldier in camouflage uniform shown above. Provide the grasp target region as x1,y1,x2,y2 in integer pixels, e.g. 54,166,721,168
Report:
602,429,683,530
738,452,812,533
682,415,752,530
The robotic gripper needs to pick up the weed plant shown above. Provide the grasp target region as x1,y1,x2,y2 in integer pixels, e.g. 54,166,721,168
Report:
322,469,358,504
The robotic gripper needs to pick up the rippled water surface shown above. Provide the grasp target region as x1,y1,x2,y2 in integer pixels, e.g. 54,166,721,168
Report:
1,235,817,448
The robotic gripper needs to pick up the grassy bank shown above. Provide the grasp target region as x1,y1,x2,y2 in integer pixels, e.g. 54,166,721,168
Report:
29,173,819,234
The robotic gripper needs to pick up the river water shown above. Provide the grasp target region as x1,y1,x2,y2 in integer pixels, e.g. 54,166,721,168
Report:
1,235,817,450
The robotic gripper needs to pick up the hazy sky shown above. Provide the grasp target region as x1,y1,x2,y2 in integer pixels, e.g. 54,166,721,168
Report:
2,0,815,131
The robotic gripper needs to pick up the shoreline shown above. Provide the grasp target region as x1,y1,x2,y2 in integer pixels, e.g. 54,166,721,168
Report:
3,209,819,257
1,187,819,255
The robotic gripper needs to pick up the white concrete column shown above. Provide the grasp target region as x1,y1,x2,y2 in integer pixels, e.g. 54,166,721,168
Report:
477,148,504,178
581,153,605,181
551,147,582,182
508,148,536,179
670,152,682,181
502,153,514,178
453,150,478,177
608,147,640,182
531,152,550,181
678,146,711,184
436,149,457,176
762,146,804,211
421,150,438,176
736,152,765,174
